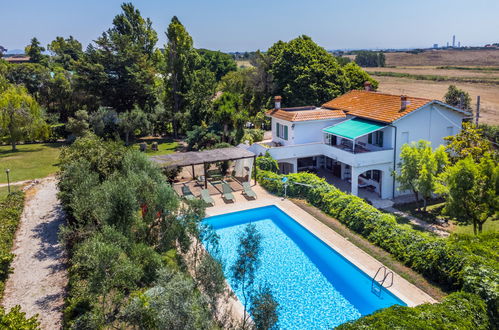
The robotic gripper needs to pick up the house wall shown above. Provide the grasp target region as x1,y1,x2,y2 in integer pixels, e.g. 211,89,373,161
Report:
392,103,467,197
271,117,345,146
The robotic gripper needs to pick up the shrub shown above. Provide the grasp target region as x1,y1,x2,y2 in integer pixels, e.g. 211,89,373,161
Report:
255,153,279,173
0,192,24,299
337,292,489,329
0,306,40,330
256,168,498,322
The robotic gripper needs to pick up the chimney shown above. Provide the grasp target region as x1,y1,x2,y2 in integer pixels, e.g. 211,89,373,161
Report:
274,96,282,109
364,81,372,91
400,95,408,111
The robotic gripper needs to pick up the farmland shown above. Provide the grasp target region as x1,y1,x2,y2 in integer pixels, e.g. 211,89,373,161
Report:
356,49,499,125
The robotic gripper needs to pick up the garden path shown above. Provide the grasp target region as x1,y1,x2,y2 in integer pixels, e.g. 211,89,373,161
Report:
383,206,450,237
1,177,67,329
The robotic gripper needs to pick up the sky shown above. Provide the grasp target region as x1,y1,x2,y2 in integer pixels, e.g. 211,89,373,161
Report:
1,0,498,52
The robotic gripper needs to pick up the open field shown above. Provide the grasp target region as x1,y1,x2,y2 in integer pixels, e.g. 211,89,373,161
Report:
384,49,499,67
0,143,63,184
367,75,499,125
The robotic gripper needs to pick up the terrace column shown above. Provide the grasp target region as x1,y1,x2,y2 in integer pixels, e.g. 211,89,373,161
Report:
351,167,359,196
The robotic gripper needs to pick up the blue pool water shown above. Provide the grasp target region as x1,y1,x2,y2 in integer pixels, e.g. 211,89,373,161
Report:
203,206,406,329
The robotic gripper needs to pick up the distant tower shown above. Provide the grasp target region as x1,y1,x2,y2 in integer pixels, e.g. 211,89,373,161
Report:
452,35,456,47
447,42,449,48
433,43,438,49
458,41,461,48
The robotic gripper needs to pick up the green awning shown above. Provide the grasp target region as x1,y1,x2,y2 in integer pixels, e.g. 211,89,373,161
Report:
323,118,386,140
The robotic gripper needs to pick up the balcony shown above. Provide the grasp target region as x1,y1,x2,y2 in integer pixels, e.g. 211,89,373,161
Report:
250,141,393,167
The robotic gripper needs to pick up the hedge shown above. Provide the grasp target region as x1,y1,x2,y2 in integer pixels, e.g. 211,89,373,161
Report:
337,292,489,329
0,192,25,300
256,168,498,325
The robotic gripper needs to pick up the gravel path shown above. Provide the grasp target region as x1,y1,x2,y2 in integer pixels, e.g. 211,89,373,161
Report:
1,177,67,329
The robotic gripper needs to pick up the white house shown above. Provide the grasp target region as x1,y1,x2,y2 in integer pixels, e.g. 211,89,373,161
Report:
248,90,471,200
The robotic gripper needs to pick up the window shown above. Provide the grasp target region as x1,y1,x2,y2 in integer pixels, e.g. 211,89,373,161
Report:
275,122,288,140
368,130,384,147
401,131,409,145
325,134,337,146
446,126,453,137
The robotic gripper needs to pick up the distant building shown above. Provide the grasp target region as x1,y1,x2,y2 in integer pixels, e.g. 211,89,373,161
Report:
452,35,456,47
458,41,461,48
433,44,438,49
446,42,449,47
4,56,30,64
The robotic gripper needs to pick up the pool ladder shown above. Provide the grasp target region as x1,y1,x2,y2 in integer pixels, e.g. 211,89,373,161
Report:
371,266,393,297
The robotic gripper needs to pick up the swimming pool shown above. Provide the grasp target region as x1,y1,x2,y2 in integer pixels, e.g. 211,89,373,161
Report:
203,205,406,329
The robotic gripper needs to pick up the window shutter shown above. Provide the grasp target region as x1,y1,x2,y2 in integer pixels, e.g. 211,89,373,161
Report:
276,122,280,137
379,131,384,147
368,133,372,144
284,125,288,140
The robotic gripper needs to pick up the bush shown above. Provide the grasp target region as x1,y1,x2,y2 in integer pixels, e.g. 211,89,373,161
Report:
0,192,24,299
256,168,498,322
0,306,40,330
337,292,489,329
256,153,278,173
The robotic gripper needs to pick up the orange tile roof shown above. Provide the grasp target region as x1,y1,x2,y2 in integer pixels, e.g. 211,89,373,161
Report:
322,90,433,123
266,107,346,122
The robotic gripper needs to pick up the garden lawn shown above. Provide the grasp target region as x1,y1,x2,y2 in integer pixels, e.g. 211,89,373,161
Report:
454,220,499,235
0,185,23,199
133,138,179,156
0,143,63,184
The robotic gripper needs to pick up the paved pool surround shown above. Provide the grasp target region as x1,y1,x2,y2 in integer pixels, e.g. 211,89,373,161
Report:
205,184,436,310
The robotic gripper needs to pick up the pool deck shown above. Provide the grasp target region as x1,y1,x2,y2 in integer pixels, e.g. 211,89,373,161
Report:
205,184,437,308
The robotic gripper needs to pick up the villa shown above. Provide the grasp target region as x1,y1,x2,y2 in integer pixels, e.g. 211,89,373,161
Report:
248,87,471,200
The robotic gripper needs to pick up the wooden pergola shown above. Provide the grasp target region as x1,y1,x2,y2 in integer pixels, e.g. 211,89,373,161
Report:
150,147,257,188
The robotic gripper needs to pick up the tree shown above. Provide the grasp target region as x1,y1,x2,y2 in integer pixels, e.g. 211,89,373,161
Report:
343,62,379,90
25,37,48,64
395,140,448,211
0,85,48,150
437,154,498,234
354,51,385,67
197,48,237,81
47,36,83,70
118,106,150,145
163,16,200,137
66,109,90,138
445,122,493,163
75,3,159,112
5,63,51,99
231,223,262,329
251,285,279,330
267,35,349,106
212,92,245,143
444,85,472,110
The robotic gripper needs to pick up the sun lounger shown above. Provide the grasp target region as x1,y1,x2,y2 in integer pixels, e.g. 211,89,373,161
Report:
200,189,215,206
181,185,196,200
222,183,235,202
242,182,257,199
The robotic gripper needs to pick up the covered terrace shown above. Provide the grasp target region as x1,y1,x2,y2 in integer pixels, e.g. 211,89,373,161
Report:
150,147,257,200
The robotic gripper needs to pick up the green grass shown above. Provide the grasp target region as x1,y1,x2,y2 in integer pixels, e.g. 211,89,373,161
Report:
395,199,448,224
437,65,499,71
369,71,499,85
0,185,23,199
453,220,499,235
132,138,179,156
0,143,63,184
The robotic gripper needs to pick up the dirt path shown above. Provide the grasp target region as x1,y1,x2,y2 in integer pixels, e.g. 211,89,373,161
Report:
1,177,67,329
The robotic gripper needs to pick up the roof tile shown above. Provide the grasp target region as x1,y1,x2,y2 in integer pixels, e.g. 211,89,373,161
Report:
322,90,433,123
266,107,346,122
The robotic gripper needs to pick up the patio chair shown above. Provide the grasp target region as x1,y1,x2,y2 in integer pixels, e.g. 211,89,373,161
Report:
242,182,257,199
221,183,235,203
181,185,196,201
200,189,215,206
